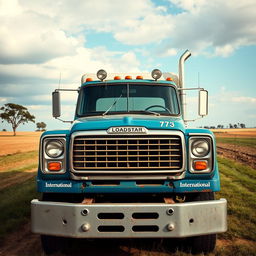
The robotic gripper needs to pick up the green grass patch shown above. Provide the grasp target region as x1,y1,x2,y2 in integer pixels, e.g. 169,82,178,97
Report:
0,150,38,170
216,157,256,241
0,164,37,181
0,177,40,244
216,137,256,148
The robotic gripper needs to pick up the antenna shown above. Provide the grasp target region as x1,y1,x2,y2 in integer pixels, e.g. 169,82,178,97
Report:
58,72,62,89
198,72,200,88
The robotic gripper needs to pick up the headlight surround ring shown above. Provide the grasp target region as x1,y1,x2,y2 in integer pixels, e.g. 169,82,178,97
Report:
45,140,64,158
191,139,210,157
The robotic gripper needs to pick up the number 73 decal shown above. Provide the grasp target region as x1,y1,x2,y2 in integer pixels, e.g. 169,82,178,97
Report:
160,121,174,127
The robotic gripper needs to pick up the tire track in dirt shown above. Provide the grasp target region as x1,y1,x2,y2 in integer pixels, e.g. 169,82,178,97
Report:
217,143,256,169
0,169,36,191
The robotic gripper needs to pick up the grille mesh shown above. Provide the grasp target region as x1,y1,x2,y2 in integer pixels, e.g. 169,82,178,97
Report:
72,135,183,170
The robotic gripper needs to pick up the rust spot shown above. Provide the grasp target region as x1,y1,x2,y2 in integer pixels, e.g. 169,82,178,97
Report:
81,183,86,189
201,189,212,192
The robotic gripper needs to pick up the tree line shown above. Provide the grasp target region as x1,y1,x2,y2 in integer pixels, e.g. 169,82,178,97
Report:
202,123,246,129
0,103,47,135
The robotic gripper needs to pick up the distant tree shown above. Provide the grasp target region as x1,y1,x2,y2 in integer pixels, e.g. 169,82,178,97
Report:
240,123,246,128
2,128,7,132
0,103,35,136
36,122,47,131
234,124,238,129
229,124,233,129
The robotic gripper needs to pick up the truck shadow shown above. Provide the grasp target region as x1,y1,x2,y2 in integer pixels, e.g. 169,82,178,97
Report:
59,238,179,256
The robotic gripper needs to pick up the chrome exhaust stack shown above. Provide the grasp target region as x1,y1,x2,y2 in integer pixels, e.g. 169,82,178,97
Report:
179,50,191,121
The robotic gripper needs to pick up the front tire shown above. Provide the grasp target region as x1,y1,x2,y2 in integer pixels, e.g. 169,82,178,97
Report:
185,192,217,254
41,235,62,255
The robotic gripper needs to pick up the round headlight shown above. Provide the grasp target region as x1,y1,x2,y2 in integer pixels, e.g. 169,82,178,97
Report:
45,140,64,158
97,69,107,81
191,139,210,157
151,69,162,80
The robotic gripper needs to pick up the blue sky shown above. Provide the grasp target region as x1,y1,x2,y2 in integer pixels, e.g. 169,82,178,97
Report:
0,0,255,131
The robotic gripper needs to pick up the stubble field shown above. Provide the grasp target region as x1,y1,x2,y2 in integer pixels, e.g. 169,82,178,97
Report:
0,129,255,256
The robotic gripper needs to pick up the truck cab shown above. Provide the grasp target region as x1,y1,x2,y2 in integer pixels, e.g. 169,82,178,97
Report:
31,51,227,255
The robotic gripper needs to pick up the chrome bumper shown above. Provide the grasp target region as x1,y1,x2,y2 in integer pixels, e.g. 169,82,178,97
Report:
31,199,227,238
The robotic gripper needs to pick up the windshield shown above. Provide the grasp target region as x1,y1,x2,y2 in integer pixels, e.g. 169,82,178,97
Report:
76,83,180,116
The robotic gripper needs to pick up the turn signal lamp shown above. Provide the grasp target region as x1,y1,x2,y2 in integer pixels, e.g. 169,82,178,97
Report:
48,162,62,171
136,76,143,79
151,69,162,80
114,76,121,80
86,78,93,82
125,75,132,80
97,69,107,81
193,160,208,170
166,77,173,81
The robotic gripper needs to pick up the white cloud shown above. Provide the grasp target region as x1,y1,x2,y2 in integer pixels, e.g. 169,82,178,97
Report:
231,96,256,104
164,0,256,56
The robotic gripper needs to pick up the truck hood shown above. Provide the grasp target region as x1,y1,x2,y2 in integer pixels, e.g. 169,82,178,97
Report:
71,115,185,133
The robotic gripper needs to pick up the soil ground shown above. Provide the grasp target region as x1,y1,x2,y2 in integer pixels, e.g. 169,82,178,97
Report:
217,143,256,169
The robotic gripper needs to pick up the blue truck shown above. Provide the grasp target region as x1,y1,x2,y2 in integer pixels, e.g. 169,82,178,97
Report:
31,50,227,255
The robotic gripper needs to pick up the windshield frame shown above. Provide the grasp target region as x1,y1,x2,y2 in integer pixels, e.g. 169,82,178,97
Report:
75,82,181,118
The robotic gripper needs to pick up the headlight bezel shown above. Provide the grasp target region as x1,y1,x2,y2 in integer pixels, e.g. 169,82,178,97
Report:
41,136,66,174
45,140,64,158
189,135,213,174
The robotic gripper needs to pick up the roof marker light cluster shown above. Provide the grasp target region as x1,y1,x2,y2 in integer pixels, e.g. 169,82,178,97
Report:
82,69,176,84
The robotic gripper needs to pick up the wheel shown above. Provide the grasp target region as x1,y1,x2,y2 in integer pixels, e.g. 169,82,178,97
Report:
186,233,216,254
40,194,66,255
41,235,62,255
185,192,217,254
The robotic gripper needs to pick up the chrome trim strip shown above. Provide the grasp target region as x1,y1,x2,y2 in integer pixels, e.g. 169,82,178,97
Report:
188,133,215,174
40,134,67,175
70,172,185,180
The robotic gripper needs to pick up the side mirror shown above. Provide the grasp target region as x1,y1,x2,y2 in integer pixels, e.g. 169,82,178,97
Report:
199,90,208,117
52,91,61,118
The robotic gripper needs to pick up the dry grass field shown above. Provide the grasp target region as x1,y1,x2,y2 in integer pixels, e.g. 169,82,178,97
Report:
212,128,256,137
0,130,255,256
0,131,41,156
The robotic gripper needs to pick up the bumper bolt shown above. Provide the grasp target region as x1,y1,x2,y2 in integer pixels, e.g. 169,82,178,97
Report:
167,223,175,231
81,223,90,232
166,208,174,216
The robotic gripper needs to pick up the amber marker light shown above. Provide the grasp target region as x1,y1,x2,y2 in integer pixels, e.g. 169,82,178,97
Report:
48,162,62,171
86,78,93,82
194,160,208,170
125,75,132,80
136,76,143,79
166,77,173,81
114,76,121,80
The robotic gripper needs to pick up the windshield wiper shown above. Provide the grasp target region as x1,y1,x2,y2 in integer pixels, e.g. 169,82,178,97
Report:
131,110,160,116
102,93,123,116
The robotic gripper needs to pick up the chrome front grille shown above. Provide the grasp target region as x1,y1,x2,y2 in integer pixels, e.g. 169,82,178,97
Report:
72,135,183,171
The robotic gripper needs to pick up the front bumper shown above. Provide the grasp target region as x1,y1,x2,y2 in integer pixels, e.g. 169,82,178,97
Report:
31,198,227,238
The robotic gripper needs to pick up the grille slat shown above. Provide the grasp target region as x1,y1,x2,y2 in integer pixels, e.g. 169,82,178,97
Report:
72,135,183,170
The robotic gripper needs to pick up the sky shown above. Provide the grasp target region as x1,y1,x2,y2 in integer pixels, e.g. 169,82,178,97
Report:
0,0,256,131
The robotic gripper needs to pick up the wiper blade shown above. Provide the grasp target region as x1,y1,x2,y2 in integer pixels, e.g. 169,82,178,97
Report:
102,93,122,116
131,110,160,116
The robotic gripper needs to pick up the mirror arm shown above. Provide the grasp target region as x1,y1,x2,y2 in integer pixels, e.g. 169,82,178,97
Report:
55,117,73,124
178,87,205,91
